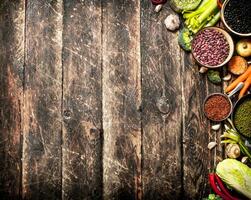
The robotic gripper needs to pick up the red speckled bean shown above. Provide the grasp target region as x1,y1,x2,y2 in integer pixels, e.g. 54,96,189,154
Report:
192,29,229,66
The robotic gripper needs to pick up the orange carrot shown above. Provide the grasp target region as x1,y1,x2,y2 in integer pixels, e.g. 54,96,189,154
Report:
225,67,251,93
239,75,251,99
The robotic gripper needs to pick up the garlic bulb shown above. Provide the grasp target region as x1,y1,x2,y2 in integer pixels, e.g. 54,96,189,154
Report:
164,14,180,31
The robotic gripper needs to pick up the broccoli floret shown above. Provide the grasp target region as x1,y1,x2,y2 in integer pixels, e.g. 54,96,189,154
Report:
170,0,202,13
178,28,193,51
207,70,221,84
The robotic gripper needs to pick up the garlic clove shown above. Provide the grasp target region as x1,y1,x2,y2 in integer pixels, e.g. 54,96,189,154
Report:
154,4,163,13
223,74,232,81
241,156,248,164
199,67,208,73
208,142,217,150
212,124,221,131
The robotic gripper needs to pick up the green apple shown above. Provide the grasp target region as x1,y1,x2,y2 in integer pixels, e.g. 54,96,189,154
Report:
236,39,251,57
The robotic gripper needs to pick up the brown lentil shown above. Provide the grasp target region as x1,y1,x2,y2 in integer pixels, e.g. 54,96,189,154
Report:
192,29,229,66
204,94,231,121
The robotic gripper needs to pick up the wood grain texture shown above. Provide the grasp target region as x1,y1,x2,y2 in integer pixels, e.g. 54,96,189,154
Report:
0,1,25,199
181,54,223,199
141,2,182,199
22,1,63,199
61,1,102,199
102,0,141,199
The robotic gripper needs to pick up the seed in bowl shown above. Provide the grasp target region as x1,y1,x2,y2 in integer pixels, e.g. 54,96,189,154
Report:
224,0,251,34
204,94,231,121
192,29,229,67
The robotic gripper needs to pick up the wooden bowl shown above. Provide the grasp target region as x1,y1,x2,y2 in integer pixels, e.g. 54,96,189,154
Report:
221,0,251,37
191,27,234,69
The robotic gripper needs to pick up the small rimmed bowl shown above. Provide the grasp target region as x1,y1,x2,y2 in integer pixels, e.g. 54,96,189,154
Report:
203,93,233,122
191,27,234,69
221,0,251,37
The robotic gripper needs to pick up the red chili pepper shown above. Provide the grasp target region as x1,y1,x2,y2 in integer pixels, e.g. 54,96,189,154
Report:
151,0,167,5
215,175,239,200
209,173,232,200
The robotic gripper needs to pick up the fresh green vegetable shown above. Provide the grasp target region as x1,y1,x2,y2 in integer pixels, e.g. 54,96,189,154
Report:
216,159,251,199
177,0,221,51
207,70,221,84
203,194,222,200
178,27,193,51
183,0,220,34
170,0,202,13
221,119,251,161
234,99,251,138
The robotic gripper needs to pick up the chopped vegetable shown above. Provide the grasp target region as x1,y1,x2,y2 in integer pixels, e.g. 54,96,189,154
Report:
228,56,248,75
225,66,251,93
216,159,251,199
170,0,201,13
183,0,220,34
177,0,220,51
178,27,193,51
207,70,221,84
239,75,251,99
221,119,251,161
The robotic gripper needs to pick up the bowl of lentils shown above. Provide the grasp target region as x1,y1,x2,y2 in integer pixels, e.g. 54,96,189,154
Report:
192,27,234,68
221,0,251,37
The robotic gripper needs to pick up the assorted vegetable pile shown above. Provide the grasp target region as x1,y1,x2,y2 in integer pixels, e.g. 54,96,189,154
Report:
178,0,220,51
151,0,251,199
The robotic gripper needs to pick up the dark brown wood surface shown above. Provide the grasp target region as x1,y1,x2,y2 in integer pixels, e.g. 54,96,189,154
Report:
62,0,102,199
0,1,223,199
0,1,25,199
141,2,182,199
102,1,141,199
22,1,63,199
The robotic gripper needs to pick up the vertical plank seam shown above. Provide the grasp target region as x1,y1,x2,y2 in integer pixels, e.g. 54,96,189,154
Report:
139,1,143,199
180,49,185,200
21,0,27,198
101,0,104,199
61,1,64,199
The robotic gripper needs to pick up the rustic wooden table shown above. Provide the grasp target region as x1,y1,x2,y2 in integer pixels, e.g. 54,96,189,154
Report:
0,0,224,199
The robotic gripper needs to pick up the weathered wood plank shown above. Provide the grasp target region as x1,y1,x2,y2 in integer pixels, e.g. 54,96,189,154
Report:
61,1,102,199
0,1,25,199
102,0,141,199
22,1,63,199
141,2,182,199
181,54,223,199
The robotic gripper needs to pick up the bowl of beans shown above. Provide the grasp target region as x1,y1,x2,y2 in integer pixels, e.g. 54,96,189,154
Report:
221,0,251,37
192,27,234,68
203,93,232,122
